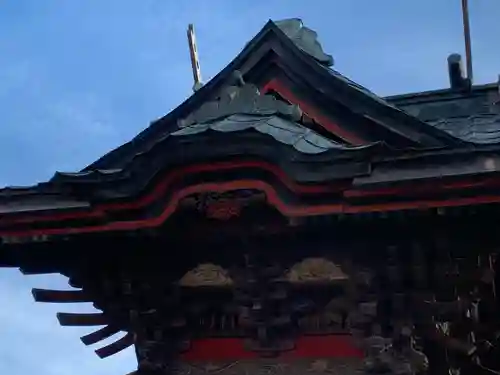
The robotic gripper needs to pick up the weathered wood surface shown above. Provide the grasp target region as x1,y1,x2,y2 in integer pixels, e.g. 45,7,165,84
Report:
95,332,134,358
160,359,363,375
57,312,108,326
32,288,91,303
81,325,121,345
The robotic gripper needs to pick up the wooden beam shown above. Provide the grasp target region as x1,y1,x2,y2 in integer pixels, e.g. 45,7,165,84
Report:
19,268,58,275
57,312,108,327
32,288,90,303
80,325,121,345
95,332,134,358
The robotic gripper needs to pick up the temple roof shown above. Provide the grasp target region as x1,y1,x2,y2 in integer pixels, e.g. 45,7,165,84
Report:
0,18,499,222
83,19,478,172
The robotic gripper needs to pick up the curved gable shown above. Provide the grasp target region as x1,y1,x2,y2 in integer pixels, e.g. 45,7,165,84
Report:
85,19,464,171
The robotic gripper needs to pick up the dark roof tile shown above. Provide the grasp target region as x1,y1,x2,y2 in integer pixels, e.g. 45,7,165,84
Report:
429,114,500,144
173,113,363,154
387,83,500,144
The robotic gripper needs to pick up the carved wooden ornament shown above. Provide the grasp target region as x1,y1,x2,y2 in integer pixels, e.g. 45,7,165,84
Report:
183,190,266,221
286,258,348,283
179,264,233,287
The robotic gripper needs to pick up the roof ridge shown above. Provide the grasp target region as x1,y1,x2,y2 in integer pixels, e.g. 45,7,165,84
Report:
385,83,498,103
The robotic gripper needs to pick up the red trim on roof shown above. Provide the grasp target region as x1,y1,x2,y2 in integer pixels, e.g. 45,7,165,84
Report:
2,176,500,237
261,79,365,145
0,160,345,225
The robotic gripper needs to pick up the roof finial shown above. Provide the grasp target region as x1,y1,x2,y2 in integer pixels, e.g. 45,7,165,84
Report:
461,0,473,84
187,24,203,92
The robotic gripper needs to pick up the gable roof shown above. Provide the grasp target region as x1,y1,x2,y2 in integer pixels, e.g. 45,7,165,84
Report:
1,18,500,222
83,19,467,172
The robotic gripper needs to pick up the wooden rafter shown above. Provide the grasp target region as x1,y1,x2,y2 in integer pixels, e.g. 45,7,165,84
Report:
95,332,134,358
81,325,121,345
32,288,90,303
57,312,108,327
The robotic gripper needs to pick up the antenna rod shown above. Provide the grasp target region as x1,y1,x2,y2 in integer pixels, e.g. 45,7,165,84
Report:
187,24,203,91
461,0,473,83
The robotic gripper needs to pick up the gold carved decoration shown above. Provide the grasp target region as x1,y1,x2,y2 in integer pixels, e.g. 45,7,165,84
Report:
179,263,233,287
286,258,348,283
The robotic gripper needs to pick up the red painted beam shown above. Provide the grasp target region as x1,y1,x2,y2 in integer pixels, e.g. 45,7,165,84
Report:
0,161,334,226
1,159,500,237
3,178,500,237
181,335,363,361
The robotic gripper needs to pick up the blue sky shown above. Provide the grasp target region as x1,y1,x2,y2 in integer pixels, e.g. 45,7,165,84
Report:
0,1,498,374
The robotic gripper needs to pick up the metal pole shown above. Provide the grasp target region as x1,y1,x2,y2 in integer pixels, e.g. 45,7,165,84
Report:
461,0,473,83
187,24,203,91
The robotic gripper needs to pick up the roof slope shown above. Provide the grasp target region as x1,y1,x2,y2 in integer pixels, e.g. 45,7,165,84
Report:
387,83,500,144
82,19,465,172
0,79,382,209
3,18,500,201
